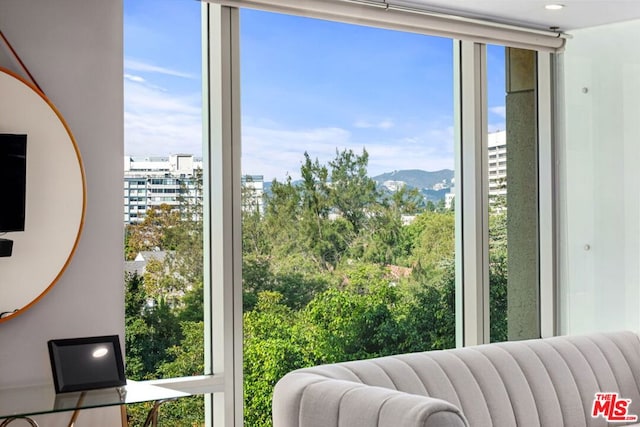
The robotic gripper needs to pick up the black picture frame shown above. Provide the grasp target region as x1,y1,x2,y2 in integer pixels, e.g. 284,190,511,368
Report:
47,335,126,393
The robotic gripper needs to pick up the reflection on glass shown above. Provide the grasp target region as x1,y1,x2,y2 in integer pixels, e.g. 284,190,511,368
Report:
92,347,109,358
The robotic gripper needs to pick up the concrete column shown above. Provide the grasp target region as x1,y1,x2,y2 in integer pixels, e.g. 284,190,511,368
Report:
505,48,540,340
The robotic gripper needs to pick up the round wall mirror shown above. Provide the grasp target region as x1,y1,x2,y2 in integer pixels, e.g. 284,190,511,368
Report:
0,67,85,323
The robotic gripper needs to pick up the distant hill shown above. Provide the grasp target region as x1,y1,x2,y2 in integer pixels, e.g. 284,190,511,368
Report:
261,169,454,203
372,169,454,190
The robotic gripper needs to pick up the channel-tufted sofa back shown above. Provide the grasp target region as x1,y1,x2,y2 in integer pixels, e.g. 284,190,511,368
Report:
273,331,640,427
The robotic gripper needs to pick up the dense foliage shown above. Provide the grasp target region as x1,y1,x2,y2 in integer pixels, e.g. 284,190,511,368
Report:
123,149,507,426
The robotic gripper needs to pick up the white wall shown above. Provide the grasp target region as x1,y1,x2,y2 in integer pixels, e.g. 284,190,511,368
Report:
558,19,640,334
0,0,123,424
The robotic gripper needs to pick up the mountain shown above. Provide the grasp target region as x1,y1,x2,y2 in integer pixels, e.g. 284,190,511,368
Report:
261,169,454,202
372,169,454,191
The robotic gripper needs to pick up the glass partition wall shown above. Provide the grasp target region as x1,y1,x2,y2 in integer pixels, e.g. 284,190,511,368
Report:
558,19,640,334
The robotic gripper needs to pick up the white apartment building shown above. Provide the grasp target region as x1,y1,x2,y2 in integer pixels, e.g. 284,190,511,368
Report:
488,130,507,198
445,130,506,209
124,154,203,224
124,155,265,223
241,174,265,214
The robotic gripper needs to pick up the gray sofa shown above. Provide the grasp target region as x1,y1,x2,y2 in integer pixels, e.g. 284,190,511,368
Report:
273,331,640,426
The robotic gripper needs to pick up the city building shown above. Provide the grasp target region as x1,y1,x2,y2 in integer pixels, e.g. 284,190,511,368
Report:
445,130,506,209
124,154,203,224
488,130,507,199
124,155,264,223
241,174,265,214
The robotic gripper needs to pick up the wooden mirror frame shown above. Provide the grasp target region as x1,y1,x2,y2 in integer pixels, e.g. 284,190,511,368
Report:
0,67,86,323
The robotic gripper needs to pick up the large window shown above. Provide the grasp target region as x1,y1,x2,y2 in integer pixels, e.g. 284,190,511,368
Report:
118,2,557,426
240,10,455,425
123,1,206,425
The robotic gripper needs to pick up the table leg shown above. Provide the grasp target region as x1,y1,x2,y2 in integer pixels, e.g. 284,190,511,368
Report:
66,392,86,427
142,398,177,427
120,405,128,427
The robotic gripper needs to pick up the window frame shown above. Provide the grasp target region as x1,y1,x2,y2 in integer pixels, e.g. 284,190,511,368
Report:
163,4,559,426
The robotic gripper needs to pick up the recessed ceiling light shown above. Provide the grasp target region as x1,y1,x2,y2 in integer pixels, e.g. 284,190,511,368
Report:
545,4,565,10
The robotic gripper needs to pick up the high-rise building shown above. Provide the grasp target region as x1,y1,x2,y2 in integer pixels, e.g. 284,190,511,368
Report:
241,175,265,214
488,130,507,199
124,155,265,223
444,130,506,209
124,154,202,224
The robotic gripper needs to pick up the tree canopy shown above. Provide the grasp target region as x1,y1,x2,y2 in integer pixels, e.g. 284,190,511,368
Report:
123,148,508,427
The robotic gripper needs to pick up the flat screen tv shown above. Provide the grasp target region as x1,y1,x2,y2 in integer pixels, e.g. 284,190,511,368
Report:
0,134,27,233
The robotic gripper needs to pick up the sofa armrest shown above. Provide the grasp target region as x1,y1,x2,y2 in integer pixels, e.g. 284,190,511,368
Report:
273,372,468,427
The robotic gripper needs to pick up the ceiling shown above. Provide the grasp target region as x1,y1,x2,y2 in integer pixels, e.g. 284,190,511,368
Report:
401,0,640,32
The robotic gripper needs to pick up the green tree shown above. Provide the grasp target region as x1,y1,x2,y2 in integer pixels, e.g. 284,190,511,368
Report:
328,148,379,234
125,204,182,260
398,261,456,352
244,292,305,427
155,321,206,427
389,185,424,215
298,152,350,269
261,176,301,256
299,263,407,363
128,321,205,427
409,211,455,281
122,149,510,427
124,272,182,380
243,253,329,312
489,209,508,342
178,281,204,323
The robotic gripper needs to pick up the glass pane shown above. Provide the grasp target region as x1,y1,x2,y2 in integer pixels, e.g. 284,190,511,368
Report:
559,20,640,334
487,45,539,342
123,1,205,425
240,10,455,426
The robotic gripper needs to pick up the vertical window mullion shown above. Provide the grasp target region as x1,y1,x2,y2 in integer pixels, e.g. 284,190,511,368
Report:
456,40,490,347
537,51,557,338
202,5,214,425
203,4,243,427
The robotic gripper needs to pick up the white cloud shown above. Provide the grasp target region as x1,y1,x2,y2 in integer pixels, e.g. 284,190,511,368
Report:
125,58,196,79
378,120,394,130
124,80,202,156
353,118,395,130
353,120,372,128
241,119,455,182
489,106,506,118
488,106,506,132
365,126,455,175
125,74,146,83
242,125,352,180
126,82,200,115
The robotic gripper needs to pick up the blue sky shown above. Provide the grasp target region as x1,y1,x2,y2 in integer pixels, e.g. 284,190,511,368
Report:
124,1,506,181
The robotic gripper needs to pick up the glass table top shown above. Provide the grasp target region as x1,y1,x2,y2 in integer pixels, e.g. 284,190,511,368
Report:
0,380,190,420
